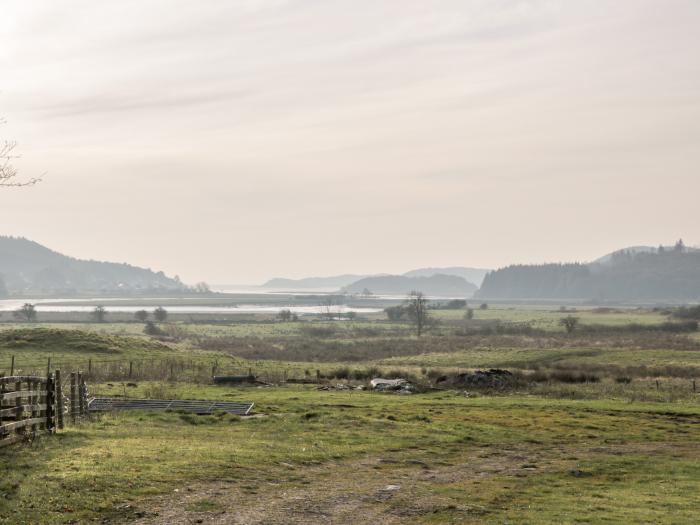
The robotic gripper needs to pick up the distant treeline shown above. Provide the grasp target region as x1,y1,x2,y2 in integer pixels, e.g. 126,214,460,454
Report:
478,247,700,301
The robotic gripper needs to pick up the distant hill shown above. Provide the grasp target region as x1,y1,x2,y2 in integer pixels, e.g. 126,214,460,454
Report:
477,243,700,302
262,266,491,289
0,236,186,296
403,267,491,286
595,245,700,265
344,274,477,297
262,274,373,289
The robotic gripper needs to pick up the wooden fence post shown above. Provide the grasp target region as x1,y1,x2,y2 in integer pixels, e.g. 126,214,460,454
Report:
81,375,88,419
10,355,15,376
70,372,77,424
30,379,38,438
77,372,85,420
15,378,23,438
46,373,55,434
55,370,64,430
0,378,4,431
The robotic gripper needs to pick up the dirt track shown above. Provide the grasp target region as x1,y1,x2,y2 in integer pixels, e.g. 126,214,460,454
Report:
130,446,560,525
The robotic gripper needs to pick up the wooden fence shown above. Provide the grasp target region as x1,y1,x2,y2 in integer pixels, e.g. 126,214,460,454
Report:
0,371,89,448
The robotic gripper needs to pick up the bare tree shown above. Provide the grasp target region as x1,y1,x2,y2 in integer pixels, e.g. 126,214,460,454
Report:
278,309,293,322
1,119,40,187
559,315,579,334
91,305,108,323
319,295,336,320
153,306,168,322
406,291,430,337
13,303,37,322
193,282,211,294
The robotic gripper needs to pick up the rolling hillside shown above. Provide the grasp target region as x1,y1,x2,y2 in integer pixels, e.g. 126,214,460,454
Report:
343,274,477,297
403,266,491,286
262,274,372,289
263,267,491,290
0,236,186,296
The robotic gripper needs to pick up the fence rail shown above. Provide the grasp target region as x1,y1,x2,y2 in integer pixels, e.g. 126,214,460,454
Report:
0,375,56,448
0,370,89,448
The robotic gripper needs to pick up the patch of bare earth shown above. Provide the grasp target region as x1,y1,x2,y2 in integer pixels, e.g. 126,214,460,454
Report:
130,442,698,524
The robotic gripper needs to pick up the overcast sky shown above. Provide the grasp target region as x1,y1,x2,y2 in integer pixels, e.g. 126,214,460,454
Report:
1,0,699,284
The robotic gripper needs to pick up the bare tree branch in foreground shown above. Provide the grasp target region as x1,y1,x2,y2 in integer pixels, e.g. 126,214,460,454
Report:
1,119,41,187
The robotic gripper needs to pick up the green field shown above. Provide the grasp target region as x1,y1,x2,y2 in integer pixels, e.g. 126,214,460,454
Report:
431,305,670,330
1,304,700,523
1,384,699,524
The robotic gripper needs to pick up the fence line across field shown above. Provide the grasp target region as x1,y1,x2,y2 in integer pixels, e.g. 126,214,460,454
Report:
0,355,325,385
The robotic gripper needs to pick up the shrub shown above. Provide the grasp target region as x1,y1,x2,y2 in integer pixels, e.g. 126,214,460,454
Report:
144,321,165,336
384,305,407,321
549,371,600,384
673,305,700,320
443,299,467,310
299,325,337,338
329,367,350,380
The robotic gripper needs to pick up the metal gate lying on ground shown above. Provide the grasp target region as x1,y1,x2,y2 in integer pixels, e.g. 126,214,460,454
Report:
88,397,254,416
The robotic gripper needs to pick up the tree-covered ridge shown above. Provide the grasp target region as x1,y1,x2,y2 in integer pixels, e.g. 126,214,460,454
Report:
0,236,186,296
478,243,700,301
344,274,477,297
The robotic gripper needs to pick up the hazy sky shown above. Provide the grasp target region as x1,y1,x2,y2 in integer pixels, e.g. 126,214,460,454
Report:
1,0,699,284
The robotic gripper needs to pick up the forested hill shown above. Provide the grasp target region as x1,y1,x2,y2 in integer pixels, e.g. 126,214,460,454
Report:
477,248,700,302
0,236,186,296
344,274,477,297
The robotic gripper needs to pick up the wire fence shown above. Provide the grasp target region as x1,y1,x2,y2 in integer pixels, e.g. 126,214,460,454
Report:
0,354,329,386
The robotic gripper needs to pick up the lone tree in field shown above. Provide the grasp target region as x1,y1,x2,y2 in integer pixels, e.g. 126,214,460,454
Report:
319,296,337,320
559,315,580,334
1,120,40,187
134,309,149,322
406,291,430,337
90,305,107,323
153,306,168,323
13,303,37,322
277,309,293,322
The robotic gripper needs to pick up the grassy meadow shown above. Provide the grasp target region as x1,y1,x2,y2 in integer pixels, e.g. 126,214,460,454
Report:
1,302,700,523
1,385,699,524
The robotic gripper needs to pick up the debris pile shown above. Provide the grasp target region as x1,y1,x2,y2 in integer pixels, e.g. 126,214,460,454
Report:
436,369,515,389
370,378,416,394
